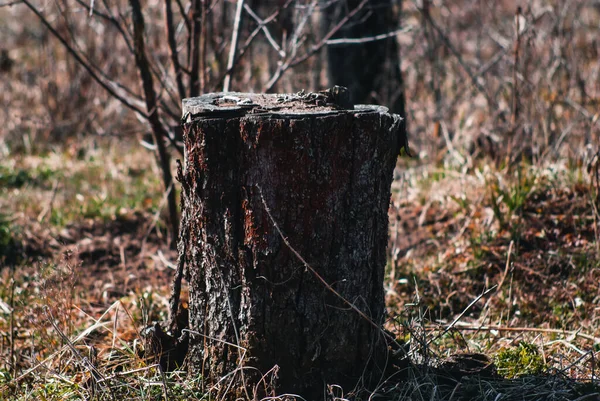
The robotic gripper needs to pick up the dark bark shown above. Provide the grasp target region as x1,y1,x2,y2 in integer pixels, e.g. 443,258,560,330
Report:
188,0,202,97
130,0,179,246
164,0,186,100
177,93,404,399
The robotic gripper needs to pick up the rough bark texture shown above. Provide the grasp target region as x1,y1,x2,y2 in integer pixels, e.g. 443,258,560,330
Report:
178,92,404,399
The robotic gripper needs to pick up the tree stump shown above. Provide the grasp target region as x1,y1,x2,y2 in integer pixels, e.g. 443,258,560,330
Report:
177,91,406,399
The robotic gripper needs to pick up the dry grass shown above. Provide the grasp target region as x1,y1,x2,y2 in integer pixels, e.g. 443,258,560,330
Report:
1,0,600,399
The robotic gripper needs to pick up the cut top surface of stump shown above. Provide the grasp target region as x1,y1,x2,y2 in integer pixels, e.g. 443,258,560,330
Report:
182,89,389,121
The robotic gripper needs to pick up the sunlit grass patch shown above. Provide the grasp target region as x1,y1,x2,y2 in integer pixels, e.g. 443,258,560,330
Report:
494,342,546,378
388,159,600,383
0,139,164,228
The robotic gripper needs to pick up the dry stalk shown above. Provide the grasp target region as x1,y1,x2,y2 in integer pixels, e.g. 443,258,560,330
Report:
9,278,15,378
511,7,522,128
45,306,112,398
417,3,496,110
20,0,148,117
431,323,600,344
496,240,514,294
426,286,497,347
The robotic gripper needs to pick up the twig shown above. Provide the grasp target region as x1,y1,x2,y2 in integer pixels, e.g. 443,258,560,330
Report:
156,250,177,269
264,0,369,91
212,2,290,91
496,240,514,293
418,4,497,109
72,0,134,53
56,0,178,117
182,329,247,351
427,286,497,346
258,186,399,349
164,0,186,100
21,0,148,117
37,179,59,223
243,3,284,56
60,0,174,110
511,6,523,127
434,323,600,344
326,27,410,45
0,0,22,7
130,0,179,246
174,0,190,35
223,0,245,92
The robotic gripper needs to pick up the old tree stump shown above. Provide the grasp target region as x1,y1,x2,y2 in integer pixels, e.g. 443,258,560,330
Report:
174,90,407,399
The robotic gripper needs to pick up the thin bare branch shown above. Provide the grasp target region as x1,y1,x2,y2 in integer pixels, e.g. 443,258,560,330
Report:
55,0,150,108
73,0,134,53
71,0,178,118
101,0,135,50
418,5,498,109
0,0,21,6
223,0,245,92
264,0,370,92
21,0,148,117
212,0,291,91
129,0,179,246
165,0,186,100
199,0,207,93
174,0,191,34
326,27,410,45
243,3,284,57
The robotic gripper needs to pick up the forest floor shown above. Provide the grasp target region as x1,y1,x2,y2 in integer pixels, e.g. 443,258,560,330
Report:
1,137,599,400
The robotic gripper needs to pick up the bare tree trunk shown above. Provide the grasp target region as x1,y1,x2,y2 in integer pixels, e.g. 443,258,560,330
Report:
325,0,407,117
176,92,405,399
130,0,179,246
